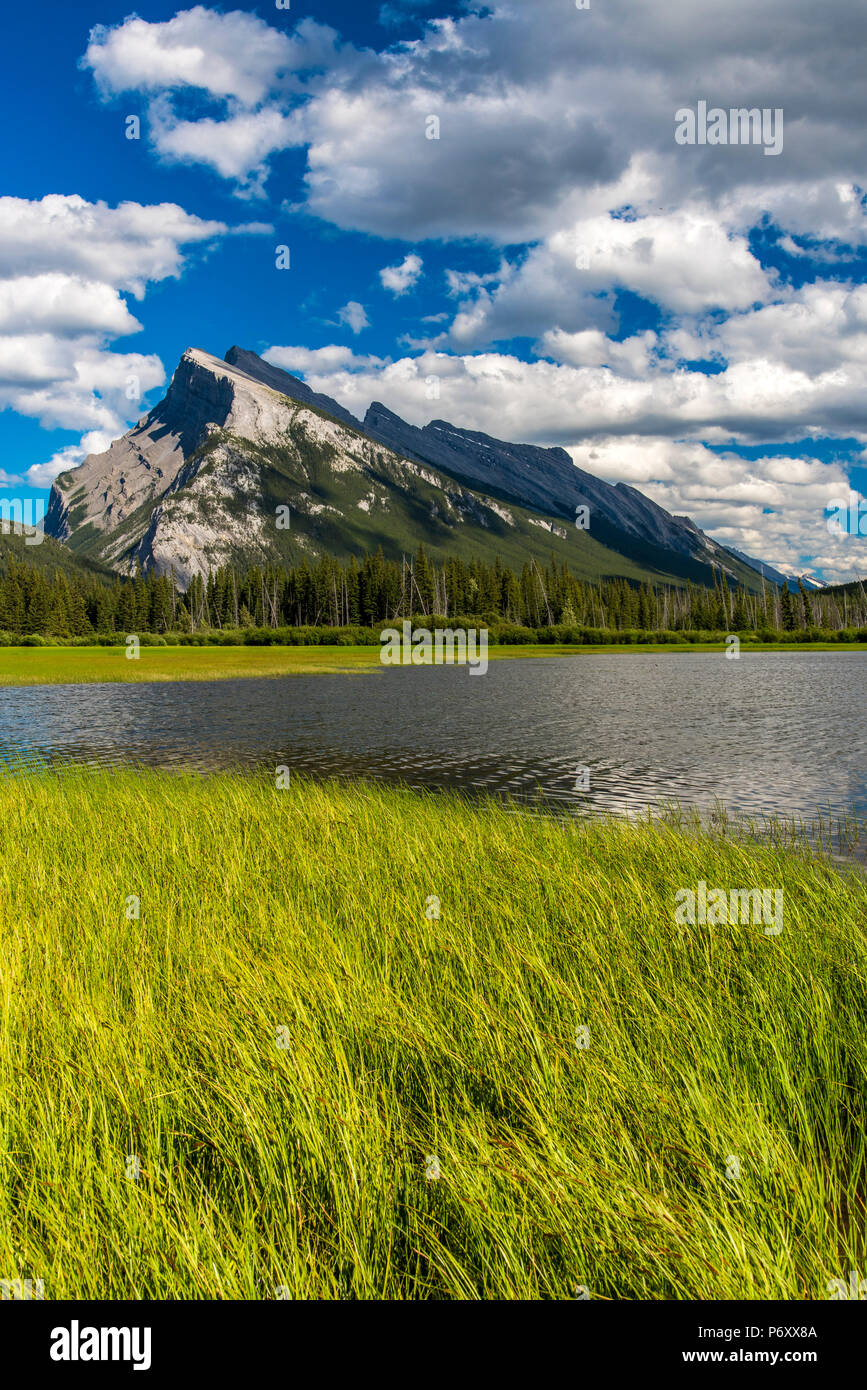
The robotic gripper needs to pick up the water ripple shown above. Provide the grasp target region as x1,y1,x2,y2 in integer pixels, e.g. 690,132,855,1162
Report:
0,652,865,830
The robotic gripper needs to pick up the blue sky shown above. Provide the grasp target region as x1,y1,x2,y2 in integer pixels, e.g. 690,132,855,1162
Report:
2,0,867,580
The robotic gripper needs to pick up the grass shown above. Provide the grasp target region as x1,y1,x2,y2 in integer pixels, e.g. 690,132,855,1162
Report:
0,767,864,1299
0,644,380,685
1,641,866,686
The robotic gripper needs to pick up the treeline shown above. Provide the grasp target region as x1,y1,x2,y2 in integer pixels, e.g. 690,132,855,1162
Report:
0,547,864,636
8,625,867,650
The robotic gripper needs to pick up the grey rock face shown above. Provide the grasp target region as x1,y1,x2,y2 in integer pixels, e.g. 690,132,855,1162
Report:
47,349,237,545
224,346,364,431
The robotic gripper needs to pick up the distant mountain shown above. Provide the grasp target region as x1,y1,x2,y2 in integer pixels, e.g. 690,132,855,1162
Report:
45,346,771,592
727,547,824,591
725,548,790,586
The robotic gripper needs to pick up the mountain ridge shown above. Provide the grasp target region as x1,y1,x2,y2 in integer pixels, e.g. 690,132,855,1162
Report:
44,345,773,593
227,349,768,584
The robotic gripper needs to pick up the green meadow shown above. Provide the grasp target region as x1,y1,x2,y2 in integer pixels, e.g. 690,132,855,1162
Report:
0,643,378,686
1,641,866,686
0,768,864,1299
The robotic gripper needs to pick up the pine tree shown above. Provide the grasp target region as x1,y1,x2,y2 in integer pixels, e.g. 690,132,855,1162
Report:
797,577,815,629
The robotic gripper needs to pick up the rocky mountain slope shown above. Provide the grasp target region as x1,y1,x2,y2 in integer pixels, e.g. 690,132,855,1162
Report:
45,346,769,592
364,404,707,561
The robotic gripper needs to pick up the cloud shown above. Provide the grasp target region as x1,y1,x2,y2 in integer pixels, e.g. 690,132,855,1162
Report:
539,329,659,379
0,195,227,295
82,9,339,197
443,204,775,352
0,194,262,476
3,344,166,434
667,282,867,376
271,339,867,449
0,274,141,338
380,253,423,295
445,265,504,298
80,3,867,246
337,301,371,335
264,344,386,374
298,71,619,243
82,7,335,105
148,99,301,194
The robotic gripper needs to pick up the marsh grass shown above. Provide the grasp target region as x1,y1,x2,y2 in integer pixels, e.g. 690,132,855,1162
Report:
656,799,867,862
0,768,864,1299
0,644,379,686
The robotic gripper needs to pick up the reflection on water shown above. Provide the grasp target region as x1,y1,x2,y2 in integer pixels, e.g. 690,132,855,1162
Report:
0,653,865,827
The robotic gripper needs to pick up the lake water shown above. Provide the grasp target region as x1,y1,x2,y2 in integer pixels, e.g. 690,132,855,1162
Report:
1,652,865,833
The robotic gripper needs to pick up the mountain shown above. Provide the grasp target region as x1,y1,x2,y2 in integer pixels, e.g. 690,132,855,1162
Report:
45,346,770,592
725,547,789,586
727,547,825,591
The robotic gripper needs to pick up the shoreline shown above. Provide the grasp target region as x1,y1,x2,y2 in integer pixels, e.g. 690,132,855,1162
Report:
1,640,866,686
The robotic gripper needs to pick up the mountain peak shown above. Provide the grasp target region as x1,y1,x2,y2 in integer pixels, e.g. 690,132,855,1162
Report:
224,346,363,430
365,401,403,424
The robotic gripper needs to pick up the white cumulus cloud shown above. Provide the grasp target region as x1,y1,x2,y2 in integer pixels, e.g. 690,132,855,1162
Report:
337,301,371,335
380,253,423,295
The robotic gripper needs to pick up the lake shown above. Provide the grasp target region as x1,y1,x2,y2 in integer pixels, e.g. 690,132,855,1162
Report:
1,651,865,833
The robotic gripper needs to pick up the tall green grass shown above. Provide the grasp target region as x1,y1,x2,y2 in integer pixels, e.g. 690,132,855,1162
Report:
0,769,864,1299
